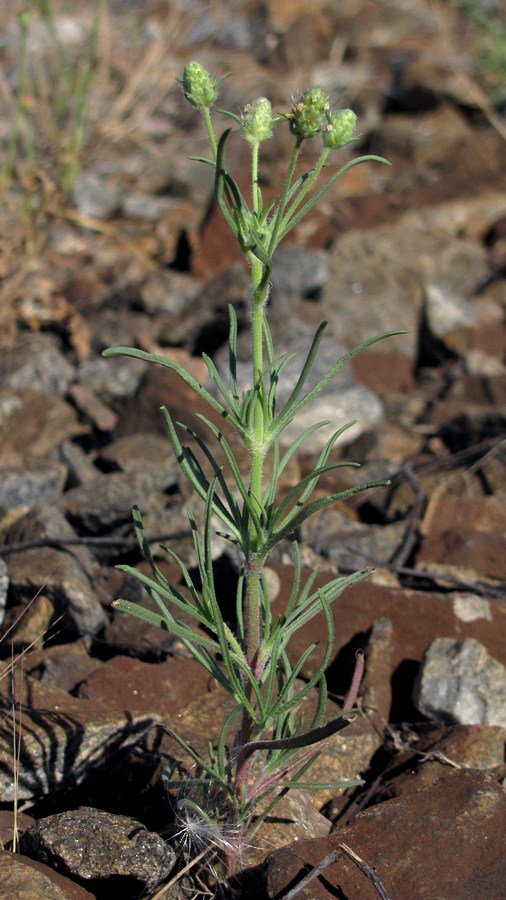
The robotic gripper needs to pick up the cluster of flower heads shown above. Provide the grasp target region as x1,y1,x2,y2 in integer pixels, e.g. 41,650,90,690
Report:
180,61,357,150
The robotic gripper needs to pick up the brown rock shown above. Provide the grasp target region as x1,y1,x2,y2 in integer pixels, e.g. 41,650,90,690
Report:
0,389,81,460
0,849,94,899
376,723,506,802
77,654,212,717
267,769,506,899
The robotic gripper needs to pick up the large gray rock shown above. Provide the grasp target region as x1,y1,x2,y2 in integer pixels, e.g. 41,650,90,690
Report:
413,637,506,727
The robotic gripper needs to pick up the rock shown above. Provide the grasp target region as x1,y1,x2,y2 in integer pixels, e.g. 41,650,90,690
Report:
241,789,330,870
2,594,54,653
218,330,384,451
20,807,175,891
157,262,250,351
24,642,102,693
271,247,329,301
70,171,122,219
360,617,393,732
0,810,35,848
0,849,94,899
268,570,506,723
302,511,407,571
416,528,506,583
122,191,178,221
67,383,118,432
0,464,67,508
375,723,506,803
97,432,180,491
5,506,98,578
0,389,81,460
424,281,478,338
139,269,200,316
321,194,503,363
266,769,506,899
413,637,506,727
76,654,211,717
0,333,75,396
6,545,106,639
60,471,163,535
56,441,98,488
77,355,147,402
100,565,179,658
0,678,156,801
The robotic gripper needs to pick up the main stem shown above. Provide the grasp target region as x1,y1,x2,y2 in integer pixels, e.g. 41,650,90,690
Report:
245,254,269,674
234,255,270,809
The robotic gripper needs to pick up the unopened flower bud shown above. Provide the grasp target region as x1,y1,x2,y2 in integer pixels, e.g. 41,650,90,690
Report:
323,109,358,149
180,61,218,110
289,87,328,141
241,97,273,144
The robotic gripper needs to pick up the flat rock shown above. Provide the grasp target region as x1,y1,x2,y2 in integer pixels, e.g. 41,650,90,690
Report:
0,463,67,508
0,333,75,397
77,654,211,717
374,723,506,802
60,470,164,534
0,679,156,801
266,769,506,899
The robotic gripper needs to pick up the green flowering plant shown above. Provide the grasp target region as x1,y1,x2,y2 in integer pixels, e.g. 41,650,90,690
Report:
103,62,404,881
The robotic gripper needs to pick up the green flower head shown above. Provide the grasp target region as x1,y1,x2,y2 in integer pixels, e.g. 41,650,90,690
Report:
288,87,328,141
241,97,273,144
180,61,218,110
323,109,358,149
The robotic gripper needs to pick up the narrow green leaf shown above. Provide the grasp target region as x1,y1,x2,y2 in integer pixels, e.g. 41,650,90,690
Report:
278,155,390,242
103,345,245,436
269,329,406,440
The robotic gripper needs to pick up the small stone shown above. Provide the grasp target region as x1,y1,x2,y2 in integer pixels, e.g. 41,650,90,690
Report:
452,593,492,623
413,637,506,727
70,171,122,220
0,389,81,460
77,355,147,402
98,433,179,491
0,333,75,396
424,281,477,338
0,464,67,508
122,192,177,221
